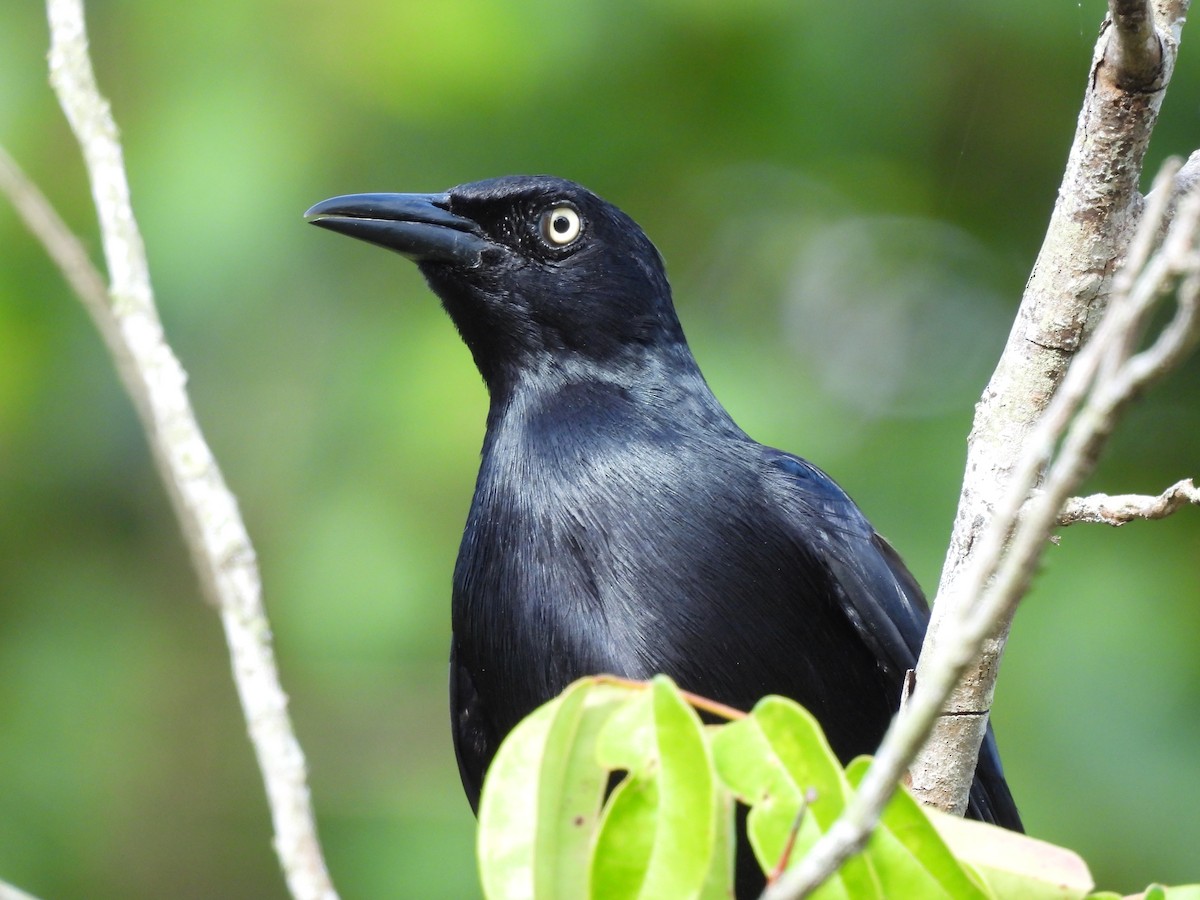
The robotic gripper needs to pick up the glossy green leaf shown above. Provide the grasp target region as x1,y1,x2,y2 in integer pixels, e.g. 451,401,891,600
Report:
538,682,633,897
478,691,558,900
928,807,1093,900
594,683,655,773
591,676,732,899
477,678,628,900
711,695,879,899
709,698,813,877
590,763,660,897
591,687,657,896
844,758,991,900
1149,887,1200,900
700,788,737,898
479,679,1189,900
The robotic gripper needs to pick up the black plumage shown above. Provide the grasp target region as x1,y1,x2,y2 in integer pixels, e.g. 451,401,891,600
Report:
305,175,1021,884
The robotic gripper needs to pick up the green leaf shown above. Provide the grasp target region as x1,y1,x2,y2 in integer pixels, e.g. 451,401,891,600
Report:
1091,886,1200,900
477,678,629,900
699,789,736,898
710,695,880,899
591,687,657,896
1152,887,1200,900
709,698,812,877
537,681,632,897
594,682,655,773
480,680,1154,900
591,675,731,899
927,807,1093,900
844,758,991,900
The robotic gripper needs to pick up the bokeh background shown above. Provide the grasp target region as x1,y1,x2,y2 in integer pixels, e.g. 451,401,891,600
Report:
2,1,1198,897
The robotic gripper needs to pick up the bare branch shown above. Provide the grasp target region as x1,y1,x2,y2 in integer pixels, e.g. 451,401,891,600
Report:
764,162,1200,899
909,0,1189,821
1171,149,1200,197
0,146,108,308
1059,480,1199,525
25,2,340,898
1108,0,1164,88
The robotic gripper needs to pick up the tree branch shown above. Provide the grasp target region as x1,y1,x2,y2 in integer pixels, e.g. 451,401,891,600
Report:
764,156,1200,899
1108,0,1164,88
0,3,343,899
909,0,1189,821
1059,479,1199,525
0,146,109,310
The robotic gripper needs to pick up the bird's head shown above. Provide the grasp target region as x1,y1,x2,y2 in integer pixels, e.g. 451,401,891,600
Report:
306,176,688,391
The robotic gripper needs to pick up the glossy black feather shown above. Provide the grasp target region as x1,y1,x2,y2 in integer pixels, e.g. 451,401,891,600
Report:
308,175,1022,891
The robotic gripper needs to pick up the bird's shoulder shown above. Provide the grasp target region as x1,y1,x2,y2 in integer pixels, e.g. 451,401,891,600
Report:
757,446,930,675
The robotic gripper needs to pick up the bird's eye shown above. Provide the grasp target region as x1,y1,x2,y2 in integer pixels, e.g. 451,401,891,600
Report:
540,205,582,246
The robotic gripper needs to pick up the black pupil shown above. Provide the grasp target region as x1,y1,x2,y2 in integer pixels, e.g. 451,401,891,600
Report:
553,214,570,234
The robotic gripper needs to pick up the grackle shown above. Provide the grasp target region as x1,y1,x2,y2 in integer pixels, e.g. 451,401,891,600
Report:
305,175,1021,889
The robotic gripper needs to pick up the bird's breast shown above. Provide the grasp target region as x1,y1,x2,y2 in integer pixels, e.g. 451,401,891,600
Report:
450,416,784,730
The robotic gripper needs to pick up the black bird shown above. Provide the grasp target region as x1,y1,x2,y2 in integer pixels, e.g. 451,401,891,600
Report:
305,175,1021,884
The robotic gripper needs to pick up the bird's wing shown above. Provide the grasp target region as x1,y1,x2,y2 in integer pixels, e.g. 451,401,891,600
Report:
449,639,494,814
760,448,1022,831
760,448,929,677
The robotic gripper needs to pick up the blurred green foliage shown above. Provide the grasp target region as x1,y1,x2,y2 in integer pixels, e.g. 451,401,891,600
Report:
1,1,1197,897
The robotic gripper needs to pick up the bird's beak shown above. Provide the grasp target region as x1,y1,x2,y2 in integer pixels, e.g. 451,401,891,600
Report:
304,192,489,267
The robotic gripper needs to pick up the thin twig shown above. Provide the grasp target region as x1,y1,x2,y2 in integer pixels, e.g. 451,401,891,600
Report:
594,674,749,721
1059,480,1199,526
32,3,339,899
766,790,817,885
1171,150,1200,198
0,146,108,306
